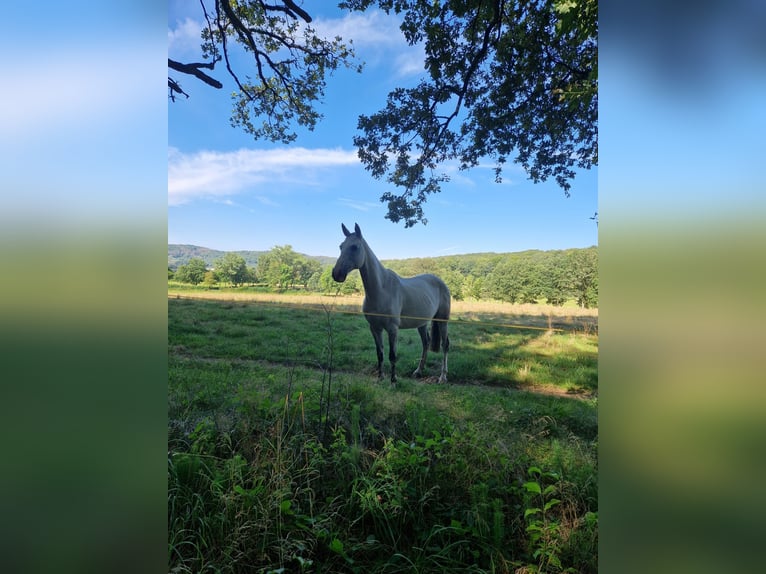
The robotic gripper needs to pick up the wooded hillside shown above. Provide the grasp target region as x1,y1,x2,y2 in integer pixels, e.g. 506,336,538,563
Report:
168,244,335,270
169,243,598,308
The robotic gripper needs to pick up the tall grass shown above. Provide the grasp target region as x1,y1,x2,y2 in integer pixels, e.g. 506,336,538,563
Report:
168,297,597,573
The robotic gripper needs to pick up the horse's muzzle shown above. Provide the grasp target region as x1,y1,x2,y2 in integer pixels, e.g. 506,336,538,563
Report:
332,267,347,282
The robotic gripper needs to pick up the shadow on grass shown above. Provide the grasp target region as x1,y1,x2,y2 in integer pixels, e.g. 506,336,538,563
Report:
169,297,598,397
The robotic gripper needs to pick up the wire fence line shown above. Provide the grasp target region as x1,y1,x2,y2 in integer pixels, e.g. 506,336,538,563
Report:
169,292,599,335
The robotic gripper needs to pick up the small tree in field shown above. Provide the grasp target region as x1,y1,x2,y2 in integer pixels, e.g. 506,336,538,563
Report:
175,258,207,285
215,253,249,286
307,270,322,292
202,270,219,289
256,245,319,290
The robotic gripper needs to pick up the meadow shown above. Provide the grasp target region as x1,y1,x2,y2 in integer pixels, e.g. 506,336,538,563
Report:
168,291,598,573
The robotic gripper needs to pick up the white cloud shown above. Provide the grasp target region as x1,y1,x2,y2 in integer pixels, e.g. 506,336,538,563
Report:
255,195,280,207
394,48,426,77
168,146,359,206
311,10,426,78
337,197,381,212
168,17,204,58
312,10,404,48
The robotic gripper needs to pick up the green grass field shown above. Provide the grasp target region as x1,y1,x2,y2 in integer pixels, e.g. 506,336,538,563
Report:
168,294,598,573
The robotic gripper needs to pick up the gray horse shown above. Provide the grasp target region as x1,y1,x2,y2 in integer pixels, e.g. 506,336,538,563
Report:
332,223,451,384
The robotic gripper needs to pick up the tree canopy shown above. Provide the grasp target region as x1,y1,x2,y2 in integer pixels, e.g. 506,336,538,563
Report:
344,0,596,226
256,245,321,289
174,257,208,285
168,0,360,143
170,0,597,226
214,252,250,286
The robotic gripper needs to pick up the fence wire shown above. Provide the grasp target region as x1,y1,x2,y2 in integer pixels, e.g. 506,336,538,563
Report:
169,292,599,334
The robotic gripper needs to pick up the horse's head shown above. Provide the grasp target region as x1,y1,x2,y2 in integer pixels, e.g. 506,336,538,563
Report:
332,223,365,282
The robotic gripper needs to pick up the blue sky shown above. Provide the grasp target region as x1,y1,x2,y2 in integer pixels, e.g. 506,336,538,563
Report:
168,3,598,260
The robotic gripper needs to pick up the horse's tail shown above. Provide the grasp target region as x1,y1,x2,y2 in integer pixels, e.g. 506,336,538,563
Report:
431,282,451,352
430,319,442,352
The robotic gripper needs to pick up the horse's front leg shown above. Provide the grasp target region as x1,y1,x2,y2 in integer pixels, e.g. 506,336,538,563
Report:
387,328,398,384
412,324,429,378
370,327,385,380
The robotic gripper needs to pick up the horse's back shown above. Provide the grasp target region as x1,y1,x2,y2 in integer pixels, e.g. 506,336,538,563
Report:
398,273,451,327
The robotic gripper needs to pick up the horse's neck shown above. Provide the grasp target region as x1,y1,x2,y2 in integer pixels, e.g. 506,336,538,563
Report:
359,241,387,297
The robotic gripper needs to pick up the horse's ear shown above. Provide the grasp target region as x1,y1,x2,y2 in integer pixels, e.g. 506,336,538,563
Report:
354,223,362,237
342,223,351,237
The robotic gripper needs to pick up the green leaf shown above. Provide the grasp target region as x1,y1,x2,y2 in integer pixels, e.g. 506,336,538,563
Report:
554,0,578,15
329,538,344,555
524,508,541,518
523,481,542,494
544,498,561,512
543,484,557,497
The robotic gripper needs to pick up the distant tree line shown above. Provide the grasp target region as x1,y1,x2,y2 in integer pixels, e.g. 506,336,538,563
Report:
170,245,598,308
383,247,597,308
171,246,323,291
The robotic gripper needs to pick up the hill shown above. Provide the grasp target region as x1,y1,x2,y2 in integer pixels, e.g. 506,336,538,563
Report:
168,244,335,270
169,244,597,271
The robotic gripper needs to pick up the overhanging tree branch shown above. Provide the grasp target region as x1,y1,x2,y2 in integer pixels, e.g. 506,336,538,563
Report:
169,1,359,143
347,0,597,227
274,0,312,22
168,78,189,101
168,58,223,89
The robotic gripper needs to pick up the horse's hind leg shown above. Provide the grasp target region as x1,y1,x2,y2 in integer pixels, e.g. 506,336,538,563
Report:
412,324,429,378
387,328,398,384
438,330,450,384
